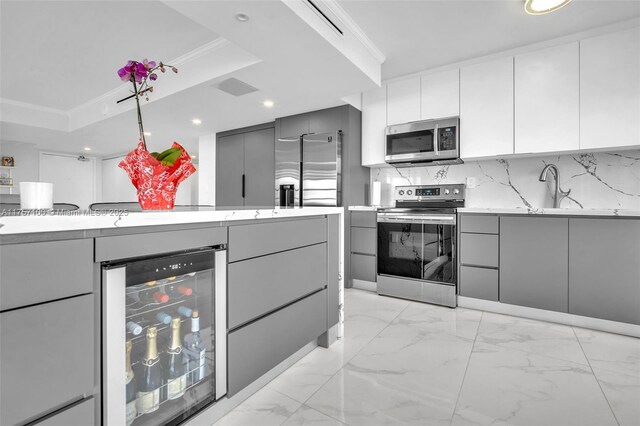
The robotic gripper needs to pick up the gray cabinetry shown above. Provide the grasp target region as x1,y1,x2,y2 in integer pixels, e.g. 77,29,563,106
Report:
1,295,94,426
458,214,499,301
228,289,328,396
35,398,95,426
216,124,275,208
569,218,640,325
349,211,376,287
279,113,309,137
500,216,569,312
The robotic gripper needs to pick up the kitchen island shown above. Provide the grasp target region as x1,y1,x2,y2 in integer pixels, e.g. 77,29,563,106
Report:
0,207,344,426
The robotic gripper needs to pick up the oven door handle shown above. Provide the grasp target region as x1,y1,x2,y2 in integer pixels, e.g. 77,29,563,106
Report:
377,214,456,225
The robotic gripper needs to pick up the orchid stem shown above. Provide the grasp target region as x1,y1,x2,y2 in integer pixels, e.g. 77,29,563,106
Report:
131,76,147,150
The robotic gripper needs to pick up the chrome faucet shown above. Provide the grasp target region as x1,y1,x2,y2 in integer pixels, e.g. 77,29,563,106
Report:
539,164,571,208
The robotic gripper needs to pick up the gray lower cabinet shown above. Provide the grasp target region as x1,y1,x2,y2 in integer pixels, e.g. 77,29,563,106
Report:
349,211,377,285
1,295,94,426
216,125,275,208
459,266,499,301
228,243,327,329
227,290,327,396
500,216,569,312
35,398,95,426
569,218,640,325
459,233,499,268
351,227,376,255
351,253,376,282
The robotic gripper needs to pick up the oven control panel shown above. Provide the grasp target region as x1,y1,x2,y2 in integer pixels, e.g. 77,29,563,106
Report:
395,184,465,202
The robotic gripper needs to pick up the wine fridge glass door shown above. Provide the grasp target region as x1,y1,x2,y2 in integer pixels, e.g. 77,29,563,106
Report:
103,248,227,426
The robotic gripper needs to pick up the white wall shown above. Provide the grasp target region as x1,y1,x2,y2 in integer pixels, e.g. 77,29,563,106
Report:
198,134,216,206
0,140,39,194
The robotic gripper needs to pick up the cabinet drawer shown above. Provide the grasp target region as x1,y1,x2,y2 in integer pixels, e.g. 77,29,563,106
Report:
351,227,376,255
0,239,93,311
35,398,95,426
228,290,327,396
460,233,499,267
351,253,376,282
459,266,498,301
459,214,499,234
229,218,326,262
95,227,226,262
351,211,376,228
1,295,94,426
228,243,327,329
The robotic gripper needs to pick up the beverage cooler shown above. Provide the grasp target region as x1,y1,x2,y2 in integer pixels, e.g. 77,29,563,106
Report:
102,246,227,426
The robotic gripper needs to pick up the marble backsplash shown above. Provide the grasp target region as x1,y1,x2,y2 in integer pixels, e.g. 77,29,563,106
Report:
372,150,640,211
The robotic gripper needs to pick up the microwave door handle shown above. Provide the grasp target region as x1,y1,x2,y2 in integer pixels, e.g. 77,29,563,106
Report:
433,124,439,156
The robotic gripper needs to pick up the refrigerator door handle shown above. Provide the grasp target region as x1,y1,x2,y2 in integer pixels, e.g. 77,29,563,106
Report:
102,266,127,426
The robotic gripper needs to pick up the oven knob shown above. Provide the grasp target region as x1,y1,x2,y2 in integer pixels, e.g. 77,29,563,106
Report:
407,190,413,195
454,189,460,194
444,189,450,195
398,190,405,196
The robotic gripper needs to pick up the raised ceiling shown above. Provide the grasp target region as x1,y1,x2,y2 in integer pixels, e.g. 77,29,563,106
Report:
338,0,640,80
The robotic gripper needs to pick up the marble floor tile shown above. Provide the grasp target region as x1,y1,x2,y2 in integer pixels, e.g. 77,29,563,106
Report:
393,301,483,341
305,321,474,425
590,366,640,426
452,342,618,426
476,312,589,365
281,405,346,426
214,387,301,426
574,327,640,377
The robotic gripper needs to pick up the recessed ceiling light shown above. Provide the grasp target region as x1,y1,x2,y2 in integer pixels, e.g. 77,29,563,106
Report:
263,100,274,108
143,131,151,136
192,118,202,125
524,0,572,15
235,13,250,22
83,147,91,151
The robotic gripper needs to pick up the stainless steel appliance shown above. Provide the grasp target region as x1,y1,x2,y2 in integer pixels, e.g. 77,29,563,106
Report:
275,131,342,207
102,246,227,426
377,184,465,307
385,117,462,166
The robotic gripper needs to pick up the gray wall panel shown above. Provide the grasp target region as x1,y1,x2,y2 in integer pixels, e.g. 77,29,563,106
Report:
0,239,93,311
216,133,245,208
227,290,327,396
569,218,640,325
244,128,275,208
228,243,327,329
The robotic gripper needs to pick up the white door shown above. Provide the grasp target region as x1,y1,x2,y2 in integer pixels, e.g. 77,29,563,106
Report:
421,68,460,120
386,77,421,125
40,153,96,209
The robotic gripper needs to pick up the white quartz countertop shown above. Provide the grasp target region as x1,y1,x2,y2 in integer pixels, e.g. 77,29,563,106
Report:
348,206,381,211
0,207,345,235
457,207,640,217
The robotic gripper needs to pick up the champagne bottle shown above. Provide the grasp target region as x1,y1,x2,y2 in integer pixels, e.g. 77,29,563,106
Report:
183,310,206,385
125,340,137,426
164,318,187,400
137,327,163,414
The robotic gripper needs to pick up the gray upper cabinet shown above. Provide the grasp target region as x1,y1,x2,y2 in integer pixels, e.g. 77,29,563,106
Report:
309,107,342,134
244,128,275,207
569,218,640,325
216,125,275,208
216,133,245,208
499,216,569,312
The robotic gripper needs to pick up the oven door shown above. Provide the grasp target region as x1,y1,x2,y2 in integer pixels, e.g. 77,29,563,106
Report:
377,212,456,285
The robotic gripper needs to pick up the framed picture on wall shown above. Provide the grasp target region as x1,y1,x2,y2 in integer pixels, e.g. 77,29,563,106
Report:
0,177,13,186
1,156,14,167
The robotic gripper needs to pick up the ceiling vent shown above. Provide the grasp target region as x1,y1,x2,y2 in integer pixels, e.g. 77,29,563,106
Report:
306,0,343,36
214,78,259,97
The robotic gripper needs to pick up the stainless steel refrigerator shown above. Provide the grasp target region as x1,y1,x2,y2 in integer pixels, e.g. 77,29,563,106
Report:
275,131,341,207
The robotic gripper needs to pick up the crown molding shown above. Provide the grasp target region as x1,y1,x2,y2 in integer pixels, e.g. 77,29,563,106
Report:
0,98,69,117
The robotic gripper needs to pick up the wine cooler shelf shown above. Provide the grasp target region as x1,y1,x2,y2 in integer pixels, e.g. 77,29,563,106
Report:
125,273,213,426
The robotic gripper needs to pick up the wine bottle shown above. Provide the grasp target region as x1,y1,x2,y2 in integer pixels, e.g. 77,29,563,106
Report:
177,306,192,318
128,288,169,304
162,283,193,297
125,340,137,426
126,321,143,336
183,310,206,385
137,327,163,415
164,318,187,400
156,311,172,325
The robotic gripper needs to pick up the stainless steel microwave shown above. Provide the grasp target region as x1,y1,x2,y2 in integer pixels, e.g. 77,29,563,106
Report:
385,117,462,166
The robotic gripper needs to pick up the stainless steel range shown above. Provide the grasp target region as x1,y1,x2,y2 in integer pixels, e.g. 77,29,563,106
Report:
377,184,465,308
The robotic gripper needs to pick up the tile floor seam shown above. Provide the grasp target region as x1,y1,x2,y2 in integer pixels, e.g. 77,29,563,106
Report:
571,326,622,426
448,310,483,426
296,300,413,423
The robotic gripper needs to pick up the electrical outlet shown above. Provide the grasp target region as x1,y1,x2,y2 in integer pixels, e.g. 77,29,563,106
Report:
466,177,477,188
